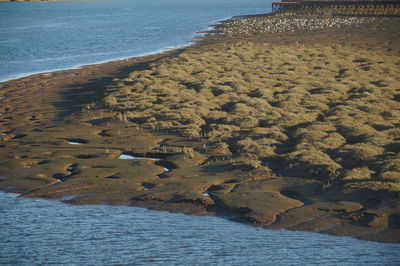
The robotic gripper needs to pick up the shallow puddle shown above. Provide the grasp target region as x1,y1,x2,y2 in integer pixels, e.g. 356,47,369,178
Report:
66,138,88,145
119,154,160,161
68,142,84,145
119,153,170,173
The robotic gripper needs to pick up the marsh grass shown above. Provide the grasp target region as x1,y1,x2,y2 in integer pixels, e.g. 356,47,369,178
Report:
103,14,400,193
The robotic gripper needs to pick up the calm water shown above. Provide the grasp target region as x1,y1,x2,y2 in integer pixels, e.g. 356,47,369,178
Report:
1,2,400,265
0,192,399,265
0,0,270,82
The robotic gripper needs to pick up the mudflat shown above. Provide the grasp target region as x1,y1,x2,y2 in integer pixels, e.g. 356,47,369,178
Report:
1,12,399,243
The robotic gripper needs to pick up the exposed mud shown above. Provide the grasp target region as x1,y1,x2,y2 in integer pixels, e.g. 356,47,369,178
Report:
0,12,399,243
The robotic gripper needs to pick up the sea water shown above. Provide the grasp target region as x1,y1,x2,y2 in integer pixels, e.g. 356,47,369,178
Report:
0,0,271,82
1,1,400,264
0,192,399,265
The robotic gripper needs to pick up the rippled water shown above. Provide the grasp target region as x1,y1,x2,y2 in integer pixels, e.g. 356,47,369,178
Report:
0,0,270,82
1,192,399,265
1,2,400,264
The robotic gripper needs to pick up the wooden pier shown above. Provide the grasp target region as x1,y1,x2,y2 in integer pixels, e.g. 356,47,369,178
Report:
271,0,400,14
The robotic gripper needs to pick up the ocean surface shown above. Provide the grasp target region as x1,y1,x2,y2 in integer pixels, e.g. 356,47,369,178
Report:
0,0,271,82
1,2,400,265
1,192,399,265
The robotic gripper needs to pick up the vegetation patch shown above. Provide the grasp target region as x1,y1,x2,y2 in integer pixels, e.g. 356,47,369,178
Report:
104,14,400,193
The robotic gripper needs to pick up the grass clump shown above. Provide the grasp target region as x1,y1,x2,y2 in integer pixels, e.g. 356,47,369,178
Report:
342,167,374,180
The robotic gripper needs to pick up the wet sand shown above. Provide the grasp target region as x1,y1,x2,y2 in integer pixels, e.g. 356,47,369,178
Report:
1,12,399,243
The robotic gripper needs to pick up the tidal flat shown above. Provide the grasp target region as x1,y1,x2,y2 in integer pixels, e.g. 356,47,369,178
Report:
0,12,399,243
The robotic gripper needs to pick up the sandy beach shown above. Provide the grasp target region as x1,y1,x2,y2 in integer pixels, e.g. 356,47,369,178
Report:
1,10,399,243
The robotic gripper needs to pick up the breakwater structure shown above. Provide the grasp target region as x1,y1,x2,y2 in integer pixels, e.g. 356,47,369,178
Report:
271,0,400,15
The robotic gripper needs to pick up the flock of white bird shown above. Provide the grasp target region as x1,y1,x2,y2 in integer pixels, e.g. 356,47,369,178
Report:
214,15,378,36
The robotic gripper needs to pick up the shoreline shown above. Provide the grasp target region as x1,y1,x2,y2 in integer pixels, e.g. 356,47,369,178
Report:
1,10,399,243
0,21,220,84
0,2,239,84
0,46,186,84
